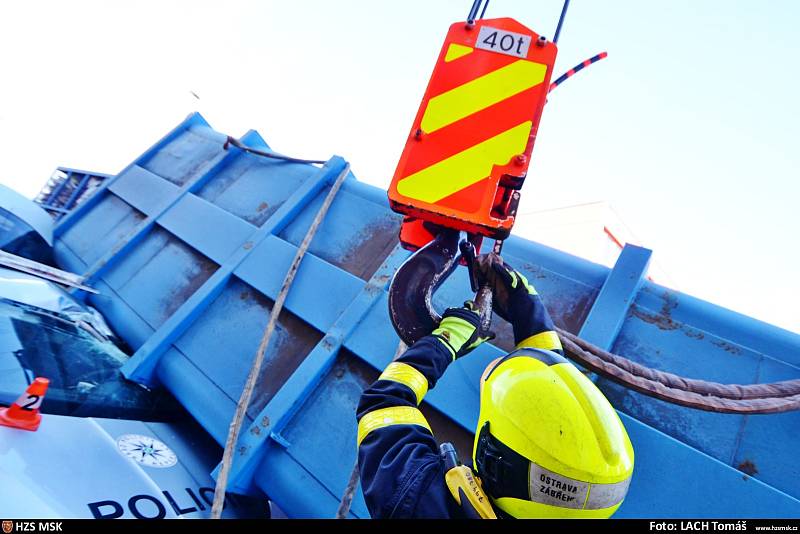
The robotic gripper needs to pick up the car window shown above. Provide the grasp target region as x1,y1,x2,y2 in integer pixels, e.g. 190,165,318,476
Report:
0,298,184,421
0,208,53,264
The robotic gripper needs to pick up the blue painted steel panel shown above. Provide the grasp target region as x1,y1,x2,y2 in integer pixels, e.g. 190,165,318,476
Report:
58,194,145,268
172,276,321,419
617,414,800,518
51,113,800,518
159,194,257,264
217,246,411,494
196,157,318,228
108,166,179,214
236,240,363,333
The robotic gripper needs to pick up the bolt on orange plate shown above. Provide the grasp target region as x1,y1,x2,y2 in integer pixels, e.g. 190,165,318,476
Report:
389,18,557,250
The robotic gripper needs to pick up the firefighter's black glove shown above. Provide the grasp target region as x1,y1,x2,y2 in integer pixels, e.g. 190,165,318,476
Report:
475,254,554,345
432,301,494,360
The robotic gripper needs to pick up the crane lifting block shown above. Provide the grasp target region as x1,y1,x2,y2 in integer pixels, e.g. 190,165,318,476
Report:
389,17,558,251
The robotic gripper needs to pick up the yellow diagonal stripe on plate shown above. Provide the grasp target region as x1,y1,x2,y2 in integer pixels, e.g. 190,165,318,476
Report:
445,43,473,62
397,121,531,203
421,60,546,133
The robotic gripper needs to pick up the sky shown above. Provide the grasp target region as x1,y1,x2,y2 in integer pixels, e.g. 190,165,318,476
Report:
0,0,797,333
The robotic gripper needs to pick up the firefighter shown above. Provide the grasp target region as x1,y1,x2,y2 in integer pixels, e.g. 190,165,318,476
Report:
356,255,634,518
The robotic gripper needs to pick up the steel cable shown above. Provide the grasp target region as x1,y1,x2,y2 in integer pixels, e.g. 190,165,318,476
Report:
556,327,800,414
223,136,328,165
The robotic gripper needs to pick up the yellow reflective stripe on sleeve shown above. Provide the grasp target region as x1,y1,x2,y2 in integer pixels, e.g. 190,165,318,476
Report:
515,330,562,352
445,43,473,63
421,60,547,133
397,121,531,203
357,406,432,446
379,362,429,404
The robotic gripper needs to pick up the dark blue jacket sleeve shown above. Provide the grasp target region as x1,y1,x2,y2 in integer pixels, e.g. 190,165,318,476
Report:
356,335,455,518
510,292,564,354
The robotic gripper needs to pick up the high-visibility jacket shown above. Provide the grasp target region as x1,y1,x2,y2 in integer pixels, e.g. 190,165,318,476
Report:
356,302,562,518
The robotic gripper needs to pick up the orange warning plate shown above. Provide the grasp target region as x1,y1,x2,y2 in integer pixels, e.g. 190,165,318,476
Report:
389,18,557,249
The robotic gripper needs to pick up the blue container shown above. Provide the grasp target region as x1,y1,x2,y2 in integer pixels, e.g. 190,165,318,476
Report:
52,113,800,518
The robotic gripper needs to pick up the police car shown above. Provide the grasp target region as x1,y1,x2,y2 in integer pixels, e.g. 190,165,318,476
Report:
0,188,271,519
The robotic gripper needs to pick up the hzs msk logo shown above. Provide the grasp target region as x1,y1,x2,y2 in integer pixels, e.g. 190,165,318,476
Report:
2,521,13,534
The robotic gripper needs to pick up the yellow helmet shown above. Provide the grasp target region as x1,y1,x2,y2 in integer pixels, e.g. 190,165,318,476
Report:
472,348,634,518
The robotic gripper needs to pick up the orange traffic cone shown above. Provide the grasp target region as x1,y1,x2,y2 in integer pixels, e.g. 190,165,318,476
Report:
0,377,49,431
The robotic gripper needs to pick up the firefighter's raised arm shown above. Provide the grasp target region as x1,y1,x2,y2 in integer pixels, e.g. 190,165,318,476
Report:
355,304,490,518
474,254,563,354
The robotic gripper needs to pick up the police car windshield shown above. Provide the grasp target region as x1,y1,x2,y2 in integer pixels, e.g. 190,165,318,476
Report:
0,299,183,421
